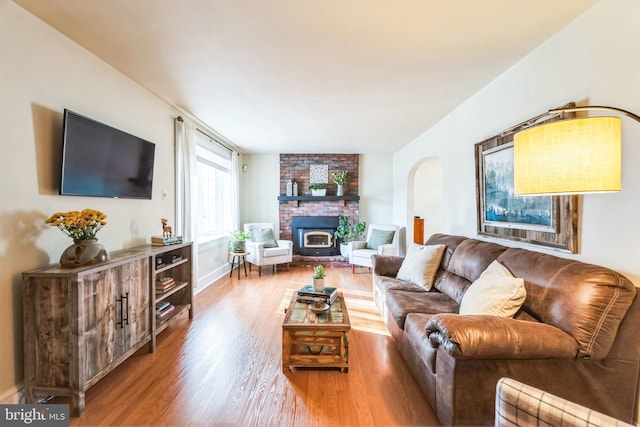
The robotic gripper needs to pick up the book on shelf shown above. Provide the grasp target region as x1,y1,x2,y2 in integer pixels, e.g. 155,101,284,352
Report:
155,277,176,294
156,300,171,312
151,235,183,246
156,300,174,314
297,285,338,305
157,304,175,318
156,284,177,295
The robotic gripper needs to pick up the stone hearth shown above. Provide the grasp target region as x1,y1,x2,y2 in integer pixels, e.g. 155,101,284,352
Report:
291,254,350,268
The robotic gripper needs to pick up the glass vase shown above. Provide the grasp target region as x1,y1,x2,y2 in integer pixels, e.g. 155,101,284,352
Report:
60,239,110,267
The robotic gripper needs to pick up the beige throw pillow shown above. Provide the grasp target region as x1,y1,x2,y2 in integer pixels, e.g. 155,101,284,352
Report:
459,260,526,317
396,244,446,290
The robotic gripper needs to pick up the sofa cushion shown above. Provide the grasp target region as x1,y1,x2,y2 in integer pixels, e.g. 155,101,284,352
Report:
498,248,636,359
374,274,426,295
424,233,469,272
385,290,458,330
352,248,377,260
433,238,507,304
366,229,396,249
447,239,508,283
404,313,439,373
432,271,472,305
396,244,446,290
459,260,526,317
262,247,289,257
251,228,278,248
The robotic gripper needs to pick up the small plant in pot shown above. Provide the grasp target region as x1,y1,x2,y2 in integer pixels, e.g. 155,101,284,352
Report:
334,215,367,257
228,230,251,253
312,265,326,291
309,183,327,196
331,170,348,196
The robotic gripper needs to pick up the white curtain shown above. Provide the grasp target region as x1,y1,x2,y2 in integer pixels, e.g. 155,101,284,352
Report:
174,117,198,283
231,151,240,232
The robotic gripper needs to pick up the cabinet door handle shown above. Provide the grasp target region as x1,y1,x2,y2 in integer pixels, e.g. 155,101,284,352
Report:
123,292,129,326
116,292,130,328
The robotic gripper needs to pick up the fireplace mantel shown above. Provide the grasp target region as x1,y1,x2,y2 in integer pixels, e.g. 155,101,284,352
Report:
278,195,359,207
277,195,359,202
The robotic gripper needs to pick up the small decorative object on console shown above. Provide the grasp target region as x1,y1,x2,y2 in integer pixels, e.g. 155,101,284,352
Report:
161,254,183,265
45,209,110,267
161,218,172,237
152,218,183,246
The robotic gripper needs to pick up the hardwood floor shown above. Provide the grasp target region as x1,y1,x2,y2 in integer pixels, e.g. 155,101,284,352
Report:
63,266,440,426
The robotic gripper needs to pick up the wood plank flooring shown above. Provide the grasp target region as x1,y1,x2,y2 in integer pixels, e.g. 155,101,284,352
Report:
63,266,440,426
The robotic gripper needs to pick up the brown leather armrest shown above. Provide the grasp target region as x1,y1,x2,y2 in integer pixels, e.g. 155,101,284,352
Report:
426,313,579,359
372,255,404,277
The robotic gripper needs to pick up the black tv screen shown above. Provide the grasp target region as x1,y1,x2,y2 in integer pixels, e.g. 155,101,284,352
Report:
60,109,156,199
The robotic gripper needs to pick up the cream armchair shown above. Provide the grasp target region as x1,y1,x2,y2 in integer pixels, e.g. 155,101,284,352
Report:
349,224,400,273
243,223,293,276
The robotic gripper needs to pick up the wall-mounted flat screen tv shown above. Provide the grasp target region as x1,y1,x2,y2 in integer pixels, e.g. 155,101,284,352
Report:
60,109,156,199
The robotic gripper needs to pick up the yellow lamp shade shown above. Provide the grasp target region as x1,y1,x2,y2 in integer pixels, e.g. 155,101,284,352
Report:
513,117,622,195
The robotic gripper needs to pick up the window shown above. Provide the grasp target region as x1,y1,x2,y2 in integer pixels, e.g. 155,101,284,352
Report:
195,130,232,242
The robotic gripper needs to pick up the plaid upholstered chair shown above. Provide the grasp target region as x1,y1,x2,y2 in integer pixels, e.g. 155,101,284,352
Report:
495,378,634,427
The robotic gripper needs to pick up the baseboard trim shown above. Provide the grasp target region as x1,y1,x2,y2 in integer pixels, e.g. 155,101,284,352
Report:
196,264,228,294
0,383,24,404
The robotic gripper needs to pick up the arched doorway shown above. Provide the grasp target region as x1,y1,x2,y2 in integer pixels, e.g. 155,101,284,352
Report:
407,157,443,245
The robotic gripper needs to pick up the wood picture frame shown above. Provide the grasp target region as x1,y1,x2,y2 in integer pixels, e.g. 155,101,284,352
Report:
474,104,579,253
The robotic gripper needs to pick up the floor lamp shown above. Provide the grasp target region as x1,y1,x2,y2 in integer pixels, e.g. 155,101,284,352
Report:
513,106,640,196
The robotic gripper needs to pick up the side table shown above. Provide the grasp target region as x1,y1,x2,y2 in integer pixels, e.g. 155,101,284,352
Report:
229,251,249,279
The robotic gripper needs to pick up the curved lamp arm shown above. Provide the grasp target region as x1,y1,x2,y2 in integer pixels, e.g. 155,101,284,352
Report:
548,105,640,122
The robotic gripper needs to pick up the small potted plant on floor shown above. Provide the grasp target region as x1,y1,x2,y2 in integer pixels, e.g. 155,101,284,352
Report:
334,215,367,257
312,265,326,291
228,230,252,253
331,170,348,196
309,183,327,196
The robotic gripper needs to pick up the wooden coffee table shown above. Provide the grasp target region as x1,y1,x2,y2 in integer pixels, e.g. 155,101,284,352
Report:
282,291,351,373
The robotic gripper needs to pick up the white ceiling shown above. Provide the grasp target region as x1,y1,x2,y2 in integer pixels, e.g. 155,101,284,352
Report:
13,0,597,154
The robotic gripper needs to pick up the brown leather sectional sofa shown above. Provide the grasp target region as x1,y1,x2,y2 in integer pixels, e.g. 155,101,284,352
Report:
372,233,639,426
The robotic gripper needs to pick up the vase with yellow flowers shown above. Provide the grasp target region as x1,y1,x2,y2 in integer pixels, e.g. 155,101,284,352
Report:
45,209,110,267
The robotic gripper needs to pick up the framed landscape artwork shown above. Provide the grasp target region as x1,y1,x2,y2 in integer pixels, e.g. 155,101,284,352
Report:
474,104,579,253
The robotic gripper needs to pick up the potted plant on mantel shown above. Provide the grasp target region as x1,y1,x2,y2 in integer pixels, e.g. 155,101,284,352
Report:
331,170,348,196
334,215,366,257
309,183,327,196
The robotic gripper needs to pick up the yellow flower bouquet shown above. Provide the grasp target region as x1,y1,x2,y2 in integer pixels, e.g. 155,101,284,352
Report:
45,209,107,241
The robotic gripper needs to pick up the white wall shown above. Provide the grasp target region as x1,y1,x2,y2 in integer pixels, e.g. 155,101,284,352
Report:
359,154,394,225
240,153,281,232
0,0,180,401
395,0,640,286
412,158,443,242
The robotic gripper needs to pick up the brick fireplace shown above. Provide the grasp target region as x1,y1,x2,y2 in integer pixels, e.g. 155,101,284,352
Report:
279,154,360,265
